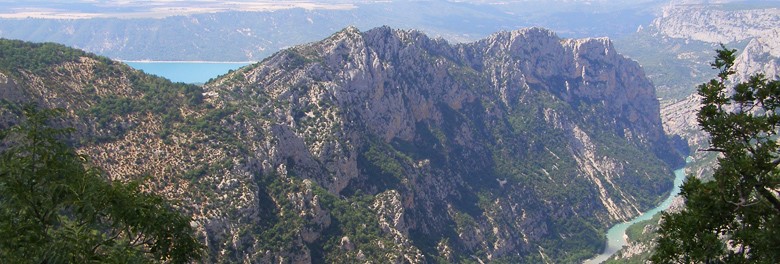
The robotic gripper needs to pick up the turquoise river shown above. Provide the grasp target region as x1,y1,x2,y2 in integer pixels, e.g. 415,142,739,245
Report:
584,165,687,264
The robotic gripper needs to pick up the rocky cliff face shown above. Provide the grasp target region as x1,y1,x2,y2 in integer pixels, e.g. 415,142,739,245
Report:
200,26,680,262
660,36,780,179
0,27,680,263
733,37,780,82
653,3,780,49
611,2,780,263
622,1,780,102
644,2,780,179
652,2,780,84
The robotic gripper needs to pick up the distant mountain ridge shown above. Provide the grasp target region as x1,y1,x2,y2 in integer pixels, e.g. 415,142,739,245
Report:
0,26,681,263
653,3,780,50
0,1,658,61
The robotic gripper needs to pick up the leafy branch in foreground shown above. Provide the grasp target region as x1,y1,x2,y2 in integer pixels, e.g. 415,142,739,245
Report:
652,46,780,263
0,104,203,263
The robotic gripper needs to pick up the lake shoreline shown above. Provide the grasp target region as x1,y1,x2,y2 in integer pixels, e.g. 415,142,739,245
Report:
121,60,257,64
124,61,252,83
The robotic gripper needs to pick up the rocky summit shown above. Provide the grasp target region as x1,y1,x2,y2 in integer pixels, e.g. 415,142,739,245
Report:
0,26,682,263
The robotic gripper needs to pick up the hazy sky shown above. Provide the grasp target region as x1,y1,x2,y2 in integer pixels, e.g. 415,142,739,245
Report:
0,0,759,20
0,1,359,19
0,0,669,19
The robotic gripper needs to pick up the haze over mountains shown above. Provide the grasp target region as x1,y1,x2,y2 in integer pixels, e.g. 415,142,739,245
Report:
0,0,662,61
1,0,779,263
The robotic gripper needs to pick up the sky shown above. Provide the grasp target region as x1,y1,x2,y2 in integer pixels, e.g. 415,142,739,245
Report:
0,0,670,19
0,1,359,19
0,0,760,20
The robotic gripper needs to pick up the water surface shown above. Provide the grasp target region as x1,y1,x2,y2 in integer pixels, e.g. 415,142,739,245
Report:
583,166,686,264
124,61,252,84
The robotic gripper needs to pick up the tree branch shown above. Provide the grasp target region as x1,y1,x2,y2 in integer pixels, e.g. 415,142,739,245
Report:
754,185,780,214
698,148,726,152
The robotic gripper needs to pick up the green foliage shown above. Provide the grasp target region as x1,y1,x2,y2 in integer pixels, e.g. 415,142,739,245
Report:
259,175,303,252
0,39,204,144
316,190,393,263
614,31,724,101
186,104,239,141
494,89,675,263
282,49,317,70
604,213,664,264
249,173,397,263
0,105,203,263
82,68,204,142
98,73,203,121
652,46,780,263
357,141,407,190
625,213,662,243
0,39,95,76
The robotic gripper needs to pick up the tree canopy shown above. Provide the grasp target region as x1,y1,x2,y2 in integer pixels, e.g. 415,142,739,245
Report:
652,46,780,263
0,104,203,263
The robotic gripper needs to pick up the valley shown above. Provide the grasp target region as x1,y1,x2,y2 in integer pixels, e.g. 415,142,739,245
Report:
0,26,682,262
1,0,779,263
586,165,686,264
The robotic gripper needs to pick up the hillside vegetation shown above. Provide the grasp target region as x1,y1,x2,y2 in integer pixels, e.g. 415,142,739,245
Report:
0,27,681,262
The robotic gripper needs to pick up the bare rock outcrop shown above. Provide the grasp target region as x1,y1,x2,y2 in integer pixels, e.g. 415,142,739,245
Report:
1,27,680,263
203,26,680,261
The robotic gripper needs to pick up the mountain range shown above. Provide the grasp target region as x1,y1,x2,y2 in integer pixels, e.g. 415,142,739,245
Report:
0,26,682,262
0,1,659,61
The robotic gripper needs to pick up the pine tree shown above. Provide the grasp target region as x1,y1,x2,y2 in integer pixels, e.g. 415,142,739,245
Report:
0,104,203,263
652,46,780,263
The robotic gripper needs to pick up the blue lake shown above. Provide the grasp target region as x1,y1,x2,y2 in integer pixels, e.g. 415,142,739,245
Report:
124,61,253,84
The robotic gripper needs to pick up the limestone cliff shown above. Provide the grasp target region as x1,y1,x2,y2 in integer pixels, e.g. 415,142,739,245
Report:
643,1,780,180
650,2,780,83
202,26,680,262
733,37,780,82
0,27,680,263
653,3,780,49
611,2,780,263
